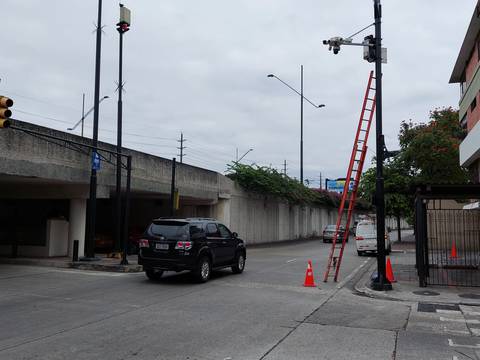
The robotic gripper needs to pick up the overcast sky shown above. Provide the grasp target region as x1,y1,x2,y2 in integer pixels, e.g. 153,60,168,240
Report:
2,1,473,187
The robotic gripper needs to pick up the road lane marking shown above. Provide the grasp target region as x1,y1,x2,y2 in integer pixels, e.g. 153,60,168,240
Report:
462,310,480,317
442,326,470,335
286,259,297,263
436,309,462,315
470,328,480,336
441,317,480,324
448,339,480,349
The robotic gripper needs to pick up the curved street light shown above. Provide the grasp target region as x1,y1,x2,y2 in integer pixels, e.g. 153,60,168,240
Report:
268,66,325,184
237,148,253,163
67,95,109,133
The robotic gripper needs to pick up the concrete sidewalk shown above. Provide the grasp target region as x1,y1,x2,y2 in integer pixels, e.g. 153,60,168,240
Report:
354,234,480,306
0,254,142,272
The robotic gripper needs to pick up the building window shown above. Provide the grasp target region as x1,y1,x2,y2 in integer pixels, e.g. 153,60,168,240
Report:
460,113,467,130
478,37,480,60
471,97,477,112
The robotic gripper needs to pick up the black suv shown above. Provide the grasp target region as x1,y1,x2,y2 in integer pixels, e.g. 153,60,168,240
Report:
138,218,246,283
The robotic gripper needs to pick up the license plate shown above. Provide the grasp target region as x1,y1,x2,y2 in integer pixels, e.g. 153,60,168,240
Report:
155,243,169,250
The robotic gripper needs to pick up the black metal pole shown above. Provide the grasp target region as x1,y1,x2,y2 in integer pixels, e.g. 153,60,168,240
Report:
371,0,392,291
300,65,304,185
84,0,103,260
115,19,125,254
397,214,401,243
81,93,85,138
121,155,132,265
170,158,176,217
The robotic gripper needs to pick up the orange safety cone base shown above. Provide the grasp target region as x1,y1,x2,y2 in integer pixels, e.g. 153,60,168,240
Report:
303,260,316,287
386,257,396,283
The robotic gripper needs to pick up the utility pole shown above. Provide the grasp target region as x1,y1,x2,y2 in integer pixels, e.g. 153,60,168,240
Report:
177,132,186,163
84,0,103,260
283,160,287,177
371,0,391,291
170,158,176,216
300,65,304,185
319,172,322,190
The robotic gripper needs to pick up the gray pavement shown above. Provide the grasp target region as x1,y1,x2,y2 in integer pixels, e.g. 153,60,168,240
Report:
2,235,480,359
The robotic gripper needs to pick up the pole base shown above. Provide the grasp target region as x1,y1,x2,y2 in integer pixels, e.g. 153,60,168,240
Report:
369,271,393,291
79,256,102,262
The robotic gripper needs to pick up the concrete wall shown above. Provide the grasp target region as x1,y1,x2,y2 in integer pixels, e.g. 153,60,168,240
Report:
385,216,411,230
226,184,336,245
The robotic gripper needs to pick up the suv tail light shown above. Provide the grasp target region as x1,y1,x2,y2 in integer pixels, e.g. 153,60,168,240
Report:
175,241,193,250
139,239,150,248
355,236,364,241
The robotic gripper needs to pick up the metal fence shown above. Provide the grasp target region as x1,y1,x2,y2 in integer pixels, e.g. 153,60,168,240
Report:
425,209,480,287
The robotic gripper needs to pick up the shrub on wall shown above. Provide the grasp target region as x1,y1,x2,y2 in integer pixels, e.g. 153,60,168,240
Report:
226,163,371,210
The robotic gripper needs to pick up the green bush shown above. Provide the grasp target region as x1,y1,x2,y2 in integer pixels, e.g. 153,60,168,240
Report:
226,162,370,210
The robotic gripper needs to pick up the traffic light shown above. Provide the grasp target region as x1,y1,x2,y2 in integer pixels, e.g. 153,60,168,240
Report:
363,35,376,63
0,96,13,128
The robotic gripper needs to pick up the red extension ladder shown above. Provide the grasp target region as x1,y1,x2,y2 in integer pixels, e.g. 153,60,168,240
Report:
323,71,376,282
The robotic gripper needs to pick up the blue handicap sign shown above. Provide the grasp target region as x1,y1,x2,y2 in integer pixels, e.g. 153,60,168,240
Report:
92,151,101,171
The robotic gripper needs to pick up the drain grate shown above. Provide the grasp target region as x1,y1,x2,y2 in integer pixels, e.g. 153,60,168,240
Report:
417,302,460,313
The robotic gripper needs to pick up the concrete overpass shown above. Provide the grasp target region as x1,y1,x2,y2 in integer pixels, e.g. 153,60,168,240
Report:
0,120,234,257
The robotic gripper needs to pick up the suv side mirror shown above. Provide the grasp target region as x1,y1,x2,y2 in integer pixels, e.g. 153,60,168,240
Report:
232,232,238,239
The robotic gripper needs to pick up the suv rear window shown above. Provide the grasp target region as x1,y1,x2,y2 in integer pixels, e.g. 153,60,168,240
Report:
149,221,189,238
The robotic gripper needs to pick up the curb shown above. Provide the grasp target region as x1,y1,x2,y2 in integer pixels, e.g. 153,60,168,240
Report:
0,257,143,273
70,262,143,273
0,257,71,269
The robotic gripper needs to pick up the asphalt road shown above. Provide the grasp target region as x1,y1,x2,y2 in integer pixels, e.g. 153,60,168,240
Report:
1,234,478,360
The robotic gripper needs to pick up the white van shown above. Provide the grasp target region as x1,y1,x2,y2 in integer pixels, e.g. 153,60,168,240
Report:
355,220,391,256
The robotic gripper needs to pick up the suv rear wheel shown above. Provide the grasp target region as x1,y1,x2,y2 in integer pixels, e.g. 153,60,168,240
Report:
194,256,211,283
145,269,163,281
232,252,245,274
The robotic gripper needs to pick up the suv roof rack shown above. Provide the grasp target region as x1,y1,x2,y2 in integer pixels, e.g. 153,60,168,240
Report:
185,217,217,221
152,217,217,222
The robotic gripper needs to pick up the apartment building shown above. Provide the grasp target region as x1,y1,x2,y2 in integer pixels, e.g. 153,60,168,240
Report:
450,2,480,182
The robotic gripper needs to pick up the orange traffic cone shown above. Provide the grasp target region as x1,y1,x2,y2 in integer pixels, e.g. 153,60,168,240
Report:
450,241,457,259
386,257,396,283
303,260,316,287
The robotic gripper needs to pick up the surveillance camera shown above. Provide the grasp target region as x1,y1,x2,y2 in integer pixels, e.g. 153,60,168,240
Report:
324,36,343,55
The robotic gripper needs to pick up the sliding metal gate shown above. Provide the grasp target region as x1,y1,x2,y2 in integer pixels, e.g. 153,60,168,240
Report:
416,185,480,287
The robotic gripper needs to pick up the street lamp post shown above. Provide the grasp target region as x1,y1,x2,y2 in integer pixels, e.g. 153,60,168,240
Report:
84,0,104,260
115,4,131,262
267,68,325,185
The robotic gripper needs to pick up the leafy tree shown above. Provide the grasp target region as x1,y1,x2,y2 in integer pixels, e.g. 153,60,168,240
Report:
398,107,469,184
358,107,470,238
358,160,412,232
